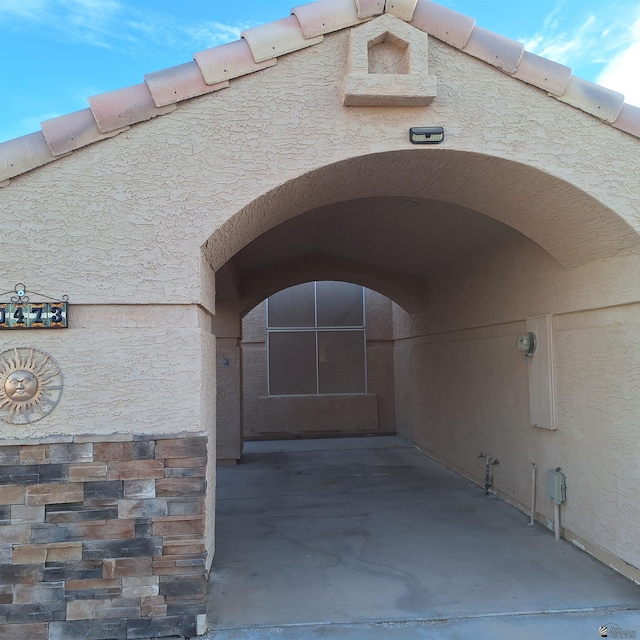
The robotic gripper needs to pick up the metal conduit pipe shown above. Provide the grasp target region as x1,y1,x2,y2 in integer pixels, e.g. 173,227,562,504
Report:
530,463,537,526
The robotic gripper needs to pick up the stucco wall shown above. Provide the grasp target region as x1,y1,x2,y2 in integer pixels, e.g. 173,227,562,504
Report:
0,305,214,440
241,289,396,439
1,30,639,446
3,33,639,302
393,235,640,574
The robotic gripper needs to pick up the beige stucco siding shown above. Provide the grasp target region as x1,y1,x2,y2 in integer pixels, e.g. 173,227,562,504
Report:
393,236,640,570
0,305,211,438
2,34,639,308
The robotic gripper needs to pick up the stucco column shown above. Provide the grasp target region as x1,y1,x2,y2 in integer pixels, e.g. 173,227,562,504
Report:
212,308,243,464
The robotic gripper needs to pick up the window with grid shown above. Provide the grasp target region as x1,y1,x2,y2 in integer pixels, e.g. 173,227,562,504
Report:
266,281,367,396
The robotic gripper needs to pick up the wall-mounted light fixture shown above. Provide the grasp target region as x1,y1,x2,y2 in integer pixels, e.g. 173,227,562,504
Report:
409,126,444,144
516,332,537,357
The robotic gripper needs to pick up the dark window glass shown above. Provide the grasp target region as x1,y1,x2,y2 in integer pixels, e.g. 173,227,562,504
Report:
267,282,367,396
316,281,363,327
317,331,366,394
268,332,318,395
267,282,315,328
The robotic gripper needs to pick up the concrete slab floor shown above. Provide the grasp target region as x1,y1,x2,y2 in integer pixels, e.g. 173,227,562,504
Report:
200,436,640,640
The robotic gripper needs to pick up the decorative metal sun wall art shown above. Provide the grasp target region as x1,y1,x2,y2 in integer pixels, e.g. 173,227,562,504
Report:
0,348,63,424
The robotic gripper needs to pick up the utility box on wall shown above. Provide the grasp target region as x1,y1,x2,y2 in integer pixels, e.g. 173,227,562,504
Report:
546,468,566,504
526,315,557,430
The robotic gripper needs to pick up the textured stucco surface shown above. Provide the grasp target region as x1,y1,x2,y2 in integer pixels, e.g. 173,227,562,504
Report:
0,305,213,440
2,33,639,306
256,394,379,433
200,323,217,567
393,242,640,571
215,337,242,461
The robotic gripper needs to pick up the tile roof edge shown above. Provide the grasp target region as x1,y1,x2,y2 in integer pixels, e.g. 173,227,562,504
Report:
0,131,68,183
1,0,639,185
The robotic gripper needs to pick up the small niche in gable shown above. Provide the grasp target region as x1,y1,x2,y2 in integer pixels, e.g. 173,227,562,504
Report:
343,14,437,107
368,32,410,75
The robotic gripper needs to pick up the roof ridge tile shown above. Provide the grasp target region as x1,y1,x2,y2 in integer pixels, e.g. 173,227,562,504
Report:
355,0,385,19
145,61,229,108
612,103,640,138
194,39,277,86
292,0,368,38
41,108,129,157
511,51,572,96
554,76,624,123
410,0,475,50
241,15,324,64
88,83,177,134
0,131,62,183
385,0,419,22
463,25,524,74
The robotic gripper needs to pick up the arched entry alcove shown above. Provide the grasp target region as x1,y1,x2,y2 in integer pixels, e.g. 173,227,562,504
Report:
206,149,640,274
209,147,640,596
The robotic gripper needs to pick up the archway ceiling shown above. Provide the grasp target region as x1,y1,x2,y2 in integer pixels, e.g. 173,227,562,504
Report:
217,196,525,311
233,197,518,273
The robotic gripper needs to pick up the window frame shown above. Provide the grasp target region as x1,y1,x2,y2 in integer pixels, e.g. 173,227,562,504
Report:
266,282,368,397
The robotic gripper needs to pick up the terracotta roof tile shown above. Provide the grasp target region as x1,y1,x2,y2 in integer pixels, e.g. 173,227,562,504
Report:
410,0,475,49
555,76,624,123
241,15,324,64
386,0,419,22
293,0,368,38
511,51,572,96
41,108,128,156
145,61,229,108
612,103,640,138
463,26,523,73
88,83,177,133
355,0,385,19
194,39,277,86
0,131,59,182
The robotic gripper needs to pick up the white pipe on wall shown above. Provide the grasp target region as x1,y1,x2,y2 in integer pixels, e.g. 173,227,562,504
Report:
554,503,561,541
530,463,537,526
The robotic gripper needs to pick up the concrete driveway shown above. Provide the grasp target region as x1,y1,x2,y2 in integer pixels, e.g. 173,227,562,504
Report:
203,437,640,639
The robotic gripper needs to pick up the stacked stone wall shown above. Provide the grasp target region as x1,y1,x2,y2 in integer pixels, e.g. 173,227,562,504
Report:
0,433,208,639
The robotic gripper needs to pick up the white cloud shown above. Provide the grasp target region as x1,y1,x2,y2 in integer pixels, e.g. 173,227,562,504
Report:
523,13,602,66
183,22,245,48
521,1,640,106
0,0,123,47
597,18,640,107
0,0,247,54
0,0,49,20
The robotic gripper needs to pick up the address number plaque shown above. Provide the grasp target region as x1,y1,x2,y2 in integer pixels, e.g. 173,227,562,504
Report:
0,284,68,330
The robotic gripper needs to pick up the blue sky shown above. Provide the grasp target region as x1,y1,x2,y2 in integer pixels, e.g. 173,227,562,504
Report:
1,0,639,142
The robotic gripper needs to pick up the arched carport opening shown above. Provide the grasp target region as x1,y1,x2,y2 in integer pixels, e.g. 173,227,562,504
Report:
209,146,640,474
206,149,640,275
213,183,547,457
206,148,640,630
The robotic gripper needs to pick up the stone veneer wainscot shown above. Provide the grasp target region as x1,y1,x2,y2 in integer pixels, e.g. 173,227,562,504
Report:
0,432,208,640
